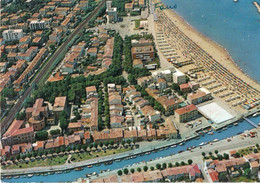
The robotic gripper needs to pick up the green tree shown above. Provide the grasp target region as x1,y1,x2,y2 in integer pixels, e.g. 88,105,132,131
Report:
162,163,167,169
123,168,129,175
50,129,61,136
117,170,122,176
35,131,48,141
215,150,219,154
150,166,154,171
223,153,229,160
218,173,227,182
209,152,212,156
188,159,193,165
202,152,206,157
156,163,161,170
180,161,185,166
137,167,141,172
168,163,173,168
171,83,180,91
130,168,135,174
175,162,180,166
143,166,148,172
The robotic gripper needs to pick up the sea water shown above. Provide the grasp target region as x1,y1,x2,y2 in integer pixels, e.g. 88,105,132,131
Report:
162,0,260,82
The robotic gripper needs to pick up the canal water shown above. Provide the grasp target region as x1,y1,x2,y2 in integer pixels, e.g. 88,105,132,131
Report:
4,115,260,182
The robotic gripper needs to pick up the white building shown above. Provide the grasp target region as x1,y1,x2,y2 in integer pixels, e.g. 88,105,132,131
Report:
29,20,46,30
2,29,23,41
173,70,186,84
106,1,118,23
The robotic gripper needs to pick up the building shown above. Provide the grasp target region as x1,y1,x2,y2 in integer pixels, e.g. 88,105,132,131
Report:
140,105,160,123
179,83,191,93
187,89,212,105
86,86,98,99
132,46,154,62
125,3,133,12
158,78,167,89
2,29,23,41
1,119,34,146
175,104,198,123
106,1,118,23
133,59,143,68
68,122,82,133
53,96,67,116
26,98,48,131
173,70,186,84
29,20,46,30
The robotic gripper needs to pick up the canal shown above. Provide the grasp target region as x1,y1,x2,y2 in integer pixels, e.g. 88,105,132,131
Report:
3,115,260,182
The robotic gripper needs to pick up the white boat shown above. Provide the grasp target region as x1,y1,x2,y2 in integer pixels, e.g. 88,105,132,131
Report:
253,112,260,117
234,0,238,2
213,139,219,142
13,176,20,179
199,142,205,146
27,174,34,178
179,143,184,146
171,145,177,148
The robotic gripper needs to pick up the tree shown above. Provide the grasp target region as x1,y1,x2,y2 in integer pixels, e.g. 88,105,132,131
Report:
253,149,258,153
202,152,206,157
215,150,218,154
50,129,61,136
223,153,229,160
256,143,259,148
244,168,251,178
162,163,167,169
123,168,129,175
156,163,161,170
35,131,48,141
171,83,180,91
180,161,185,166
168,163,173,168
188,159,193,165
219,173,227,182
143,166,148,172
150,166,154,171
175,162,180,166
60,117,68,134
130,168,135,174
137,167,141,172
126,139,131,145
117,170,122,176
209,152,212,156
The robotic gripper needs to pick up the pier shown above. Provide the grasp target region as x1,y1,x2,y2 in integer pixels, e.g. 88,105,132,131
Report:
253,1,260,14
243,117,258,128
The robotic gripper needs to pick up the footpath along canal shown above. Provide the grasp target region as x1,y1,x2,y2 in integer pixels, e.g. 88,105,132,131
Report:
3,115,260,182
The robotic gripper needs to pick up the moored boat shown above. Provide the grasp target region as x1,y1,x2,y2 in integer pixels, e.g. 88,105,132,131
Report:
27,174,34,178
75,167,83,171
13,176,20,179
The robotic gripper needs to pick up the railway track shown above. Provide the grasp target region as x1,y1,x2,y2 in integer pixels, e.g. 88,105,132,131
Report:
0,0,106,135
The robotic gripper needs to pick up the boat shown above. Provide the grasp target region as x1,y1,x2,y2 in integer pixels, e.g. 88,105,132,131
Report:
253,112,260,117
95,163,101,166
92,172,97,175
191,145,196,149
195,136,200,140
86,174,91,177
208,132,214,135
87,165,93,168
171,145,177,148
6,176,12,179
115,159,121,162
27,174,34,178
13,176,20,179
145,152,151,155
179,143,184,146
104,161,113,165
213,139,219,142
234,122,238,126
64,170,71,173
199,142,205,146
234,0,238,2
75,167,83,171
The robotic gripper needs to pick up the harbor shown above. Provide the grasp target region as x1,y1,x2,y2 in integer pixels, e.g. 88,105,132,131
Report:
2,115,259,182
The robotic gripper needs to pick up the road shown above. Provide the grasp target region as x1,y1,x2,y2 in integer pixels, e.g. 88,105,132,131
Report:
0,0,106,135
89,132,260,182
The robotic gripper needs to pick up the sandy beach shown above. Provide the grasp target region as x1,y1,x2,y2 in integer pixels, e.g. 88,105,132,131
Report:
163,9,260,91
153,0,260,91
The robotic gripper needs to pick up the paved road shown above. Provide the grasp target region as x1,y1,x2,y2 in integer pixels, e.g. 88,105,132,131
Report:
89,132,260,182
0,0,106,135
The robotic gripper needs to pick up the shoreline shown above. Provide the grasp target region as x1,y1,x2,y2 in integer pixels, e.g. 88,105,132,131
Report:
157,0,260,90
